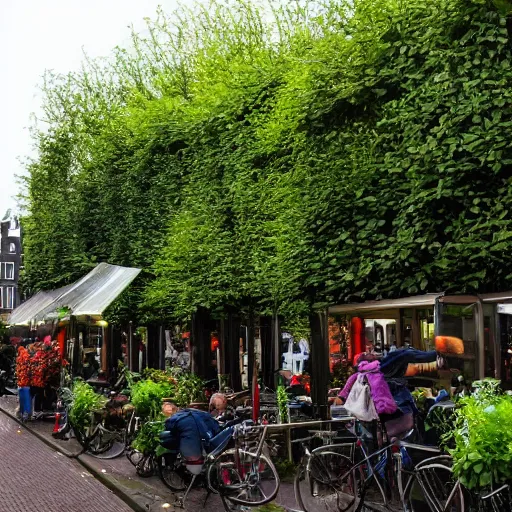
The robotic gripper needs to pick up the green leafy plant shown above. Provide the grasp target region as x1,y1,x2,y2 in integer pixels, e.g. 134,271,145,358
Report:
172,372,206,406
451,381,512,490
471,378,502,405
69,380,107,431
130,379,174,419
142,368,176,384
140,368,205,406
277,385,289,424
20,0,512,327
131,418,165,455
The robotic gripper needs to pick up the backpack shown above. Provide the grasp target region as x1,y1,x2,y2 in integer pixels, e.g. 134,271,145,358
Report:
344,374,379,422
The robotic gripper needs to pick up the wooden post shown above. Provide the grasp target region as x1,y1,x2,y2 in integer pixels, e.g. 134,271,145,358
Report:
476,300,485,380
310,309,329,419
271,314,281,389
227,312,242,391
411,308,420,349
129,322,139,372
69,316,79,377
110,326,122,373
260,316,273,389
247,310,255,391
218,317,226,376
101,326,108,375
158,325,165,370
191,307,214,380
146,324,156,369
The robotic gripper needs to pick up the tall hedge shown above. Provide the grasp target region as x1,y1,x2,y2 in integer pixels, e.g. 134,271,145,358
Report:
22,0,512,323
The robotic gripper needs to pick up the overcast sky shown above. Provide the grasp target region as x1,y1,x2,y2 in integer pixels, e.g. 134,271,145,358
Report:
0,0,177,215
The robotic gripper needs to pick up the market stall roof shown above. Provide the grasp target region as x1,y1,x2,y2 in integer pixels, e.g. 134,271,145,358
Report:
7,285,73,326
8,263,141,325
329,293,444,314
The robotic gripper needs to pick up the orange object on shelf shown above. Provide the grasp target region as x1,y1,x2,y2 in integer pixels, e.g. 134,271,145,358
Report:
435,336,464,355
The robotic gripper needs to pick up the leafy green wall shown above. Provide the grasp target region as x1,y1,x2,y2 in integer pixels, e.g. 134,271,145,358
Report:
22,0,512,323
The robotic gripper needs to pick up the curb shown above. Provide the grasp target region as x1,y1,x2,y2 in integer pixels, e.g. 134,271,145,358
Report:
75,454,147,512
0,407,147,512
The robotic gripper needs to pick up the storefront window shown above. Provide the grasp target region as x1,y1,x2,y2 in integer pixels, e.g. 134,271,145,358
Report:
364,319,396,355
418,309,435,352
437,303,477,381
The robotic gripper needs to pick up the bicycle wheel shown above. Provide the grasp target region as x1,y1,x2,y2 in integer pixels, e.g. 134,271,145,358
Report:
411,457,465,512
295,452,363,512
87,429,115,455
136,453,155,478
210,449,279,507
157,453,188,492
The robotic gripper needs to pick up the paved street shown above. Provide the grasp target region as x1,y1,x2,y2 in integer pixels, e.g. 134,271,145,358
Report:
0,411,134,512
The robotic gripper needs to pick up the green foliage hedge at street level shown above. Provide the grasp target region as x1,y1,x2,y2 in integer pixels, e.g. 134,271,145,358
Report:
21,0,512,323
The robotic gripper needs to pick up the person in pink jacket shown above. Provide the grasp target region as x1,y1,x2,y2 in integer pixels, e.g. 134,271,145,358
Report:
338,359,397,416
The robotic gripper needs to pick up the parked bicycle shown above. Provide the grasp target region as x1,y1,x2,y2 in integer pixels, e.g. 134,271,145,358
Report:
294,419,464,512
55,384,134,459
159,420,280,511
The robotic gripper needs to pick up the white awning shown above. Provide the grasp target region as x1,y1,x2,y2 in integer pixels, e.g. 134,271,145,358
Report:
8,263,141,326
7,286,72,326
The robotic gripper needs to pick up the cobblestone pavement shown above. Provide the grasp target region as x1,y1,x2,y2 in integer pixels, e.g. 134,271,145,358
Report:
0,411,134,512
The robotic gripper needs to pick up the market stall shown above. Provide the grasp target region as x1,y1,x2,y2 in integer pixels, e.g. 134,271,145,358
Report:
8,263,141,382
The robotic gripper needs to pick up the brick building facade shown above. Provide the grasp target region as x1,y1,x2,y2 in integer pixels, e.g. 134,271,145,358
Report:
0,210,22,320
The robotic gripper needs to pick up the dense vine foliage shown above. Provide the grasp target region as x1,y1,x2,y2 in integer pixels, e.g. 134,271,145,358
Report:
22,0,512,323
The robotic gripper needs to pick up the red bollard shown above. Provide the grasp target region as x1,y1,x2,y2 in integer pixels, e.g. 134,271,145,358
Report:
53,412,61,433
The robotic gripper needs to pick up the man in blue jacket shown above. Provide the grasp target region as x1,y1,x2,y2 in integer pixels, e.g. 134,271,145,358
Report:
161,401,221,462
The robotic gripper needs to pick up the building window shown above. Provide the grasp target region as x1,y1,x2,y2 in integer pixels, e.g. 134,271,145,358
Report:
0,287,3,309
9,218,18,230
9,243,15,254
3,262,14,280
6,287,14,309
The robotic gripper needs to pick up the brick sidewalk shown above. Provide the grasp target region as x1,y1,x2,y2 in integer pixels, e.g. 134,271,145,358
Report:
0,410,134,512
0,395,299,512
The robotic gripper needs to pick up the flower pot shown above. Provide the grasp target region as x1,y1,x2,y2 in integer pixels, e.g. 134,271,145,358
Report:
18,387,32,417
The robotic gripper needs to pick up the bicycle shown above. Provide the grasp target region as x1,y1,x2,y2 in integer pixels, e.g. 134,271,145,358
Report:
294,419,464,512
159,420,280,511
55,384,132,458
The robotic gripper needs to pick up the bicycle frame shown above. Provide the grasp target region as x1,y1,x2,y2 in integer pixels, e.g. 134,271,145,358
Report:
342,425,458,512
294,420,451,512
